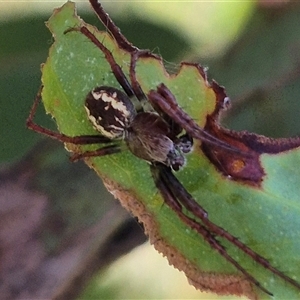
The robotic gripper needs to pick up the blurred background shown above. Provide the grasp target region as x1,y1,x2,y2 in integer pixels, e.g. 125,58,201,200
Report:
1,0,300,299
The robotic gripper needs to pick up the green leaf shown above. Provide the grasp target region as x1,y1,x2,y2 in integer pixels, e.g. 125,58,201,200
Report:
39,2,300,299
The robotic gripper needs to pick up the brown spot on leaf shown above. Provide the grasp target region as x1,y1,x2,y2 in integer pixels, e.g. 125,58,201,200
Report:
201,119,265,186
231,159,246,173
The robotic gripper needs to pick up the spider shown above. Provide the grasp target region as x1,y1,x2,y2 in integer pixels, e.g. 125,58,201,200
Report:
26,0,300,297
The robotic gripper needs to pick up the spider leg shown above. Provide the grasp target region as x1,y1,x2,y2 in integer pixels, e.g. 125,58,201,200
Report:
64,26,135,98
156,163,300,293
88,0,157,103
88,0,137,53
26,86,112,145
129,50,159,103
150,163,272,296
70,144,121,161
148,83,249,156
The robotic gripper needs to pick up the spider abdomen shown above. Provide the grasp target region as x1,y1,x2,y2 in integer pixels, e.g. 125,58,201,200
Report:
85,86,136,139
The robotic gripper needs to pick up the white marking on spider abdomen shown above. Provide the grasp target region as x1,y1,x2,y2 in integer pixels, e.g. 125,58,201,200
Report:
85,105,124,139
114,116,125,127
91,89,131,118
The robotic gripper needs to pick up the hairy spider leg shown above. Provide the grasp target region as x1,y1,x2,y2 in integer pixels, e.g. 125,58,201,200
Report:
151,163,272,296
87,1,156,107
148,84,250,156
27,86,112,145
89,0,137,53
26,87,123,160
64,26,135,99
88,1,160,113
129,50,158,102
157,163,300,293
70,144,121,161
87,0,161,103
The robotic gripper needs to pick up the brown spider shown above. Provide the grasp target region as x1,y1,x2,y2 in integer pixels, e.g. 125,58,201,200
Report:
26,0,300,297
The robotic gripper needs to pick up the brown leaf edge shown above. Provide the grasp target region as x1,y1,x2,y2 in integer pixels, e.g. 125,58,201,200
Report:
202,81,300,186
101,174,257,300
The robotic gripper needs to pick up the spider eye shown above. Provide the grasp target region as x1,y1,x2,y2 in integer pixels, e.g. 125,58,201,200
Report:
85,86,136,139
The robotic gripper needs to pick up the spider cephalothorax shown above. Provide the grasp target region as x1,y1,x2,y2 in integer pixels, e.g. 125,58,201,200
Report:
26,0,300,297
